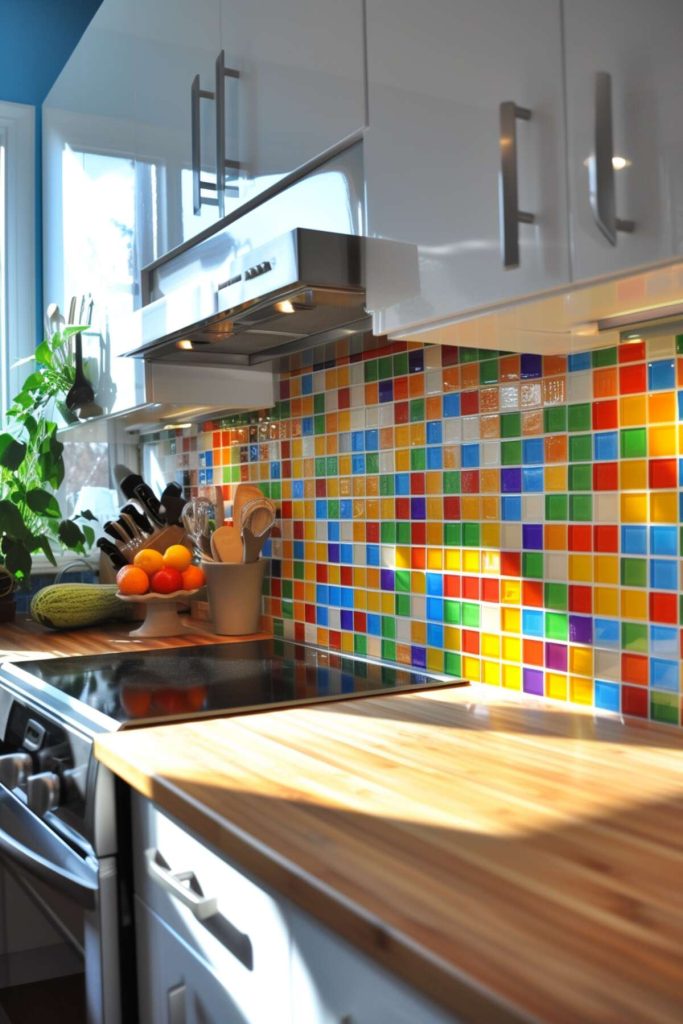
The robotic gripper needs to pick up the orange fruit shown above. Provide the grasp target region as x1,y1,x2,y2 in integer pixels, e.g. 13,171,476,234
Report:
133,548,164,574
181,564,206,590
162,544,192,572
116,565,150,596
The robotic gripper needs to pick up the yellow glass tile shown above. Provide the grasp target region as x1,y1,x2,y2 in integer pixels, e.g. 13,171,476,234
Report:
546,673,567,701
426,522,442,546
314,542,326,562
502,636,521,661
593,555,618,585
353,583,367,606
301,396,313,416
328,565,340,585
337,411,351,432
480,414,500,439
410,423,426,447
366,477,379,498
622,459,647,489
648,424,676,457
304,563,316,584
351,522,363,543
481,496,499,521
427,548,443,570
569,646,592,677
480,469,499,493
395,546,411,569
411,620,427,644
426,497,443,520
621,588,648,620
327,477,340,497
337,365,349,388
395,448,410,472
570,677,593,705
366,569,380,593
594,586,618,616
462,656,481,682
647,391,675,423
354,567,367,589
444,549,461,571
324,368,337,391
481,548,501,574
544,465,567,491
379,592,392,615
502,607,520,633
621,492,647,523
482,660,501,686
544,524,566,550
338,454,352,475
444,626,461,650
620,394,646,426
501,579,521,605
502,664,522,690
381,498,394,519
341,633,354,654
650,491,677,523
461,496,480,520
568,554,592,582
395,425,410,448
463,550,481,573
427,648,444,673
426,472,441,495
482,633,500,658
411,571,426,594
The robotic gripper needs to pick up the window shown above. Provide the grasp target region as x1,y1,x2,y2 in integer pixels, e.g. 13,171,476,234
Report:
0,101,35,422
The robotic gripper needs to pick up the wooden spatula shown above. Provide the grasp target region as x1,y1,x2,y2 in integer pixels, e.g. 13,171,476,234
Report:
210,525,243,563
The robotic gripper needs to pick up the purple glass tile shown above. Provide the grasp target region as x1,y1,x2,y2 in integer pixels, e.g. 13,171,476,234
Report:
501,467,522,493
378,379,393,403
523,523,543,549
411,646,427,669
411,497,426,519
520,354,542,379
569,615,593,644
340,609,354,630
380,568,395,591
327,543,340,563
408,350,424,373
523,667,544,695
545,642,568,671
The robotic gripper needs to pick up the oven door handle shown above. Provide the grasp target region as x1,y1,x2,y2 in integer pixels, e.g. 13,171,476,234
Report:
0,789,98,910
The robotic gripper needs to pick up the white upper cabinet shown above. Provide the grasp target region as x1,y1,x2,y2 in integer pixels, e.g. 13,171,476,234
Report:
220,0,366,206
364,0,570,338
563,0,683,282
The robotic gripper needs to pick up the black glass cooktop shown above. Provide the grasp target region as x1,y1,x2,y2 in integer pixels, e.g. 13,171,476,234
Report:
11,639,466,729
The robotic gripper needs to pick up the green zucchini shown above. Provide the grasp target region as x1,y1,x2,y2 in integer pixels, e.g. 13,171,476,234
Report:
31,583,127,630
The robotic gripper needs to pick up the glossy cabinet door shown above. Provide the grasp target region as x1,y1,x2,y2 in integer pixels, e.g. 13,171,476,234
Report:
563,0,683,282
220,0,366,205
364,0,570,338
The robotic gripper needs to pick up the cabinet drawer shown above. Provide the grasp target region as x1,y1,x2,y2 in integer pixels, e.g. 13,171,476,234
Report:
132,795,290,1023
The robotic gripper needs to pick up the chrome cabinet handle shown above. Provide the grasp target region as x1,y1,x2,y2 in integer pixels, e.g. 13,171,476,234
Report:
191,74,218,214
167,983,186,1024
589,71,635,245
498,101,535,269
215,49,241,215
146,848,218,920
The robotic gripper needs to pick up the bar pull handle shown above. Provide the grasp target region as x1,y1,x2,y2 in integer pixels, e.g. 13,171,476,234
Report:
167,983,186,1024
589,71,634,245
216,49,241,215
498,102,535,269
146,848,218,920
191,74,217,214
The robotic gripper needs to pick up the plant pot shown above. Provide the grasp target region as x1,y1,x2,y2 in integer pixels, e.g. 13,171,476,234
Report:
0,592,16,623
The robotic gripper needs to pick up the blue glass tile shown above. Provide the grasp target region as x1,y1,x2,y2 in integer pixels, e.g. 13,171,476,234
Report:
461,443,480,468
594,618,619,648
340,500,353,519
293,541,304,560
327,521,339,541
650,625,678,658
501,467,522,493
501,495,522,521
568,352,591,372
522,467,543,492
395,473,410,495
270,461,281,479
650,559,678,590
351,431,365,452
569,615,592,644
427,420,443,444
352,454,365,474
520,353,542,379
366,544,380,566
199,452,207,468
301,374,313,394
380,569,395,590
328,543,340,563
594,431,617,461
328,585,341,606
678,392,683,421
340,587,354,608
650,658,679,691
522,438,544,464
340,609,353,630
250,443,260,460
426,572,443,596
367,614,381,636
411,497,426,519
340,544,354,564
365,429,379,450
204,451,213,467
523,524,543,549
316,584,329,606
650,525,677,557
522,609,544,637
198,469,206,485
595,680,620,712
648,359,675,391
621,525,646,555
205,469,213,483
427,447,443,469
317,606,329,626
411,646,427,669
443,393,461,417
378,379,393,403
315,499,327,519
427,623,443,648
302,418,314,437
427,597,443,621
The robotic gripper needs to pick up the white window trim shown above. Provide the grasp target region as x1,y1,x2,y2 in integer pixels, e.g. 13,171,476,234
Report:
0,100,35,421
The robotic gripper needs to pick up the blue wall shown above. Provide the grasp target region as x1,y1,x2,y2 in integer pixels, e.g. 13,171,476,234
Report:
0,0,103,340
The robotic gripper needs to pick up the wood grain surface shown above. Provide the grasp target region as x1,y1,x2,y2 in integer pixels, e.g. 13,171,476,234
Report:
95,686,683,1024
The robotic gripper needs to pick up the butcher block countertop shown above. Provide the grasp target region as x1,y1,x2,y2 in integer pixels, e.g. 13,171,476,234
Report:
94,684,683,1024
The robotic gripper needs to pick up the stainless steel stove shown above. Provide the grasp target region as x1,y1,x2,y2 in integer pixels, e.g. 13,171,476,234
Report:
0,639,465,1023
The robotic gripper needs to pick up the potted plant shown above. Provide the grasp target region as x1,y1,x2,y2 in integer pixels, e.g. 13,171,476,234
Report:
0,326,96,617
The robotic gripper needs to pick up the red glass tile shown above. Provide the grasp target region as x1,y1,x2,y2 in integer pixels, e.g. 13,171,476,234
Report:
294,622,306,643
280,378,291,400
461,470,480,494
281,440,291,458
593,525,618,552
592,399,618,430
281,500,293,520
316,564,328,583
328,631,342,650
568,525,592,551
593,462,618,490
569,585,592,614
523,639,544,666
444,575,461,598
618,340,645,363
395,497,411,519
305,604,316,624
622,685,648,718
522,580,543,607
411,547,426,569
461,390,479,415
443,496,461,520
366,522,380,543
621,653,648,686
354,612,367,632
411,522,426,545
501,551,521,576
282,461,292,480
648,458,677,489
462,576,480,600
212,431,221,447
482,578,500,603
619,362,647,394
394,401,409,424
315,479,327,497
411,472,426,495
271,578,282,598
394,377,409,401
337,387,350,409
340,566,353,587
462,629,480,654
293,521,304,539
441,346,459,366
650,591,678,624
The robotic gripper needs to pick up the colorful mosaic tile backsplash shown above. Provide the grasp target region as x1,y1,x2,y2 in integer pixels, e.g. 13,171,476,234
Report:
155,331,683,726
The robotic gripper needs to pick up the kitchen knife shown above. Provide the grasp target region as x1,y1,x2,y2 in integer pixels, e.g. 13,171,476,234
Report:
103,520,132,544
119,474,166,526
159,482,185,526
96,538,128,571
120,504,154,535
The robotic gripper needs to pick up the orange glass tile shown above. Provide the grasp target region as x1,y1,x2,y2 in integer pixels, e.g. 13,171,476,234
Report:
650,491,677,523
337,411,351,431
442,366,460,392
395,643,412,666
380,427,394,449
444,626,461,652
380,497,394,519
408,374,424,398
426,497,443,520
427,648,445,673
648,424,676,457
543,524,566,550
480,414,500,438
593,587,618,617
461,496,480,520
523,638,544,666
544,434,568,463
314,436,325,456
593,555,618,585
647,391,675,423
499,354,520,380
395,448,410,472
425,395,441,420
569,677,593,705
481,496,499,520
426,522,442,546
460,362,479,389
324,368,338,391
621,588,648,620
545,465,567,492
480,387,500,412
366,498,380,518
381,592,394,614
622,459,647,489
544,355,567,376
410,423,426,446
521,409,543,435
352,479,365,499
622,652,648,686
395,425,410,448
443,445,460,469
593,366,618,398
364,382,378,405
480,468,499,493
366,476,380,497
365,586,380,609
411,619,427,644
568,554,592,582
339,477,352,497
425,472,441,495
426,548,442,570
619,394,646,426
302,395,314,416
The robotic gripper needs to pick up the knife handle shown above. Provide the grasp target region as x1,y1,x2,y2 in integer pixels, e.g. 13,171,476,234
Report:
133,483,165,526
96,538,128,570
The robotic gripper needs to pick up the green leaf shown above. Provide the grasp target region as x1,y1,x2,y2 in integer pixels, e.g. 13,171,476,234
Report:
82,525,95,549
0,434,27,470
78,509,97,521
26,488,61,518
3,540,32,580
34,341,52,367
21,371,45,393
0,500,27,538
58,519,85,549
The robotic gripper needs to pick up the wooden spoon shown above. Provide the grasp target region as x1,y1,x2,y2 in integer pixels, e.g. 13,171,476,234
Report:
210,525,243,563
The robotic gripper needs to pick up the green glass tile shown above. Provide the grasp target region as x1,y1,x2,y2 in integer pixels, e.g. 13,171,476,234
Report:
396,522,411,545
326,456,338,476
444,600,462,625
381,616,396,639
395,569,411,593
621,557,647,588
651,692,679,724
568,403,591,432
273,619,285,638
354,634,367,656
545,612,568,641
393,352,408,376
460,348,479,363
544,406,567,433
569,494,592,521
544,582,568,611
364,360,378,382
281,599,294,620
313,393,325,414
620,427,646,459
569,434,592,462
676,334,683,355
366,452,379,474
444,522,461,546
222,467,231,483
445,652,462,676
443,471,461,494
279,400,291,420
314,415,325,435
501,440,522,465
592,346,617,367
380,474,394,496
381,522,396,544
546,494,568,521
378,356,393,380
315,457,326,477
462,522,480,547
411,448,426,471
410,398,425,422
293,562,305,580
500,412,521,438
327,499,339,518
282,579,293,599
395,594,411,616
480,358,499,385
523,552,543,578
569,464,592,491
269,482,281,500
381,639,396,662
622,621,648,653
462,602,480,628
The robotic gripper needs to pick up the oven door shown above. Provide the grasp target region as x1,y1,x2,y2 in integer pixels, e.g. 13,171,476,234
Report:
0,788,122,1024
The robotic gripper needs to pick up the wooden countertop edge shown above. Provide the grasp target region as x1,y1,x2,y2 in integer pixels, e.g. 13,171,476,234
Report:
97,735,535,1024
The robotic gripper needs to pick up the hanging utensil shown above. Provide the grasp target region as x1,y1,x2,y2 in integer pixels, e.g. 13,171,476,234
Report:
65,331,96,412
181,499,214,561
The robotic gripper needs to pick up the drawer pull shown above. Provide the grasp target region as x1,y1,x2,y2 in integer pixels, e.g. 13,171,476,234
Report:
589,71,635,244
191,74,218,214
167,983,186,1024
498,101,536,268
146,848,218,920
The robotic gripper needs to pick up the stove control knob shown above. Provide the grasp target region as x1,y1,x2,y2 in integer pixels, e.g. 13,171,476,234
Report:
27,772,61,817
0,753,32,790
